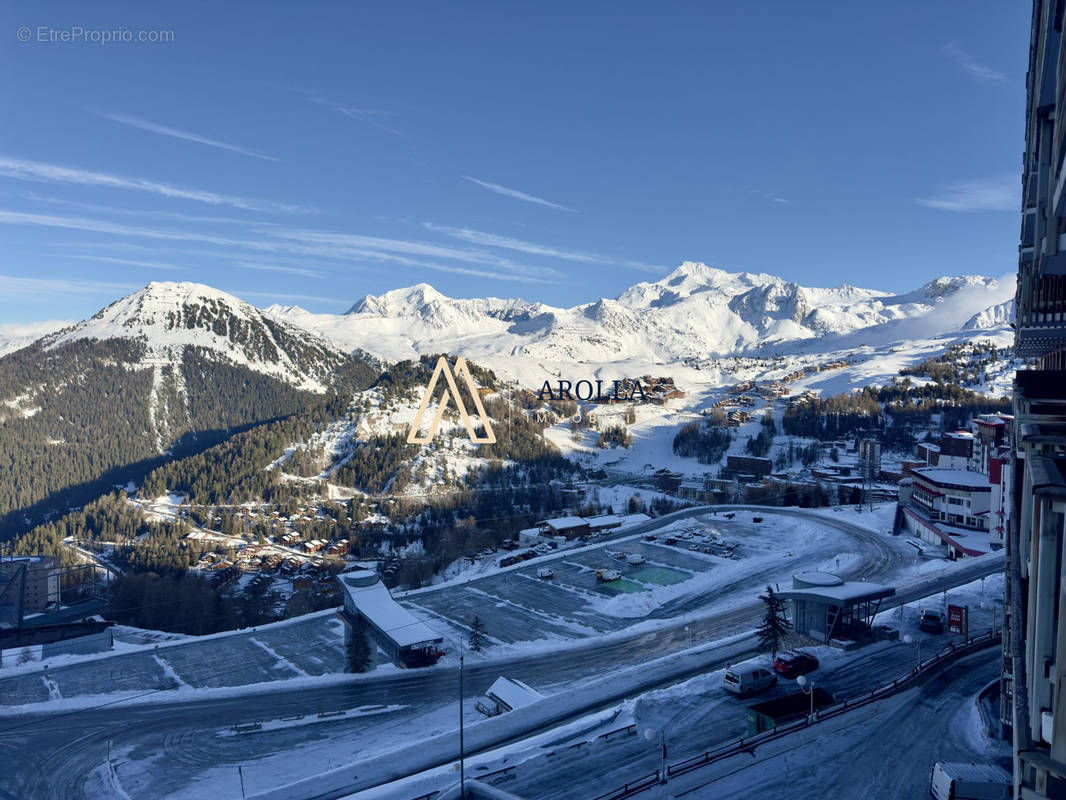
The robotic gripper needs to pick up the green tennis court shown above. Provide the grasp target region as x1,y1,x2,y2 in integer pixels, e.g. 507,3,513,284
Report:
604,578,646,593
630,566,690,586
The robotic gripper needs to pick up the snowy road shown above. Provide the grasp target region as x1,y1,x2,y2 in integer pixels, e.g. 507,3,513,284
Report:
0,506,1003,799
468,647,1006,800
657,647,1008,800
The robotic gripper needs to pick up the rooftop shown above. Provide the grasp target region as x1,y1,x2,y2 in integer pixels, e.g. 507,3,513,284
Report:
485,676,544,711
339,575,441,648
778,581,895,606
539,516,588,530
911,468,991,490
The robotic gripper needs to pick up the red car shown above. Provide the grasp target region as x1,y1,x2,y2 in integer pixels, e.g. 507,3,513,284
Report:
772,650,819,679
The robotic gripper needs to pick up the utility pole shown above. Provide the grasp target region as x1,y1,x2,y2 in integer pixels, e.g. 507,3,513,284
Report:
459,642,465,798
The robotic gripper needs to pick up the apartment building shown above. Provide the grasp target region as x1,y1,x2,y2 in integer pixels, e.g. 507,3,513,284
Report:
1005,3,1066,797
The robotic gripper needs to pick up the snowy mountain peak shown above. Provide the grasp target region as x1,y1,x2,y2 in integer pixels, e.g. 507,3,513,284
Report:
47,281,355,392
348,283,447,316
915,275,997,301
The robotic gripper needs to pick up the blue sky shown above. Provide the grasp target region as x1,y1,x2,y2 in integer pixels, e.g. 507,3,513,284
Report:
0,2,1029,327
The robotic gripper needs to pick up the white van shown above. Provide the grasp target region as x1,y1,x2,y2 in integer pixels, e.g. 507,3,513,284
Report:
722,664,778,696
929,762,1011,800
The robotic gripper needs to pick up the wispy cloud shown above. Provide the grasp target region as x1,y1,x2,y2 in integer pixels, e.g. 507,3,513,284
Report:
67,255,187,271
462,176,577,212
942,44,1006,84
235,262,323,279
24,193,256,224
915,175,1019,212
259,226,562,280
0,210,559,284
93,111,279,162
423,223,662,273
0,156,309,213
302,93,405,138
0,274,140,299
767,193,790,204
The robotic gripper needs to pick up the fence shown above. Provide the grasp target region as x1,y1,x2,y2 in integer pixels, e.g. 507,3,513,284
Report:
589,628,1001,800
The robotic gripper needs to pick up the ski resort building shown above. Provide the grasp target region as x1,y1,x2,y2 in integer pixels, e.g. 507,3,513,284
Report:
337,570,444,668
777,572,895,645
899,467,994,557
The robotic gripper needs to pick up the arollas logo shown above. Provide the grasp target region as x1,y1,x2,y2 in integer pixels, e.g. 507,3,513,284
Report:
407,356,496,445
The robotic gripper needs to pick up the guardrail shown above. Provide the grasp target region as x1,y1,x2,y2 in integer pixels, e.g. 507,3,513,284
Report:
586,628,1001,800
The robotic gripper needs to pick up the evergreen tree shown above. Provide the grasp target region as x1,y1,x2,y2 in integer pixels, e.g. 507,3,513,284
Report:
756,585,791,658
346,624,373,673
469,615,485,652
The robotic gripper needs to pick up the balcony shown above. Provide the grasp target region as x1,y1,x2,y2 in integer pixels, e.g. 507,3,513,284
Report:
1016,271,1066,358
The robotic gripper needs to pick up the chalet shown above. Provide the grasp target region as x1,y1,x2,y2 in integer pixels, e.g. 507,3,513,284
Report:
536,516,590,538
326,540,350,557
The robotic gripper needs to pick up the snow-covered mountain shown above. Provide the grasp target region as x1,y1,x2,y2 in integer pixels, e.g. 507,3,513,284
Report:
266,263,1014,371
46,281,357,392
964,298,1016,330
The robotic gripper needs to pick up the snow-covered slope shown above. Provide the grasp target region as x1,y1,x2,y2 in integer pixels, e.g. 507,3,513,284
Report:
47,281,355,392
266,263,1015,377
964,298,1016,330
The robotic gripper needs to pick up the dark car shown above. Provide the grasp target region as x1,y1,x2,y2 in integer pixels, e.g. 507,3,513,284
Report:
919,610,944,634
772,650,820,679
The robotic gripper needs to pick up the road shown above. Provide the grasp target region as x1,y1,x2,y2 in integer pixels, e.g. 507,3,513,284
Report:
659,647,1009,800
0,506,1003,799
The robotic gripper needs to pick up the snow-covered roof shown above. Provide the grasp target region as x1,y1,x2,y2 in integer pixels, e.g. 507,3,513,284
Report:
911,468,991,490
540,516,588,531
485,676,544,711
585,514,623,529
339,574,441,648
779,581,895,606
619,513,652,525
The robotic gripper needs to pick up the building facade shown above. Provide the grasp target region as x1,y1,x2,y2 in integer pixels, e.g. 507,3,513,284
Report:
1005,3,1066,797
900,468,994,557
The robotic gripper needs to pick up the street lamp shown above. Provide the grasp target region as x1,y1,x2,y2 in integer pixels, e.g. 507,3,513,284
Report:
981,601,998,635
796,674,816,721
643,727,667,784
459,643,465,798
443,634,467,797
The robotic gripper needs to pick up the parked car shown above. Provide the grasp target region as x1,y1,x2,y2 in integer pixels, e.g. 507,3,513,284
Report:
722,664,778,697
772,650,820,679
626,553,646,565
537,568,554,580
752,516,764,523
919,610,945,634
596,568,622,582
